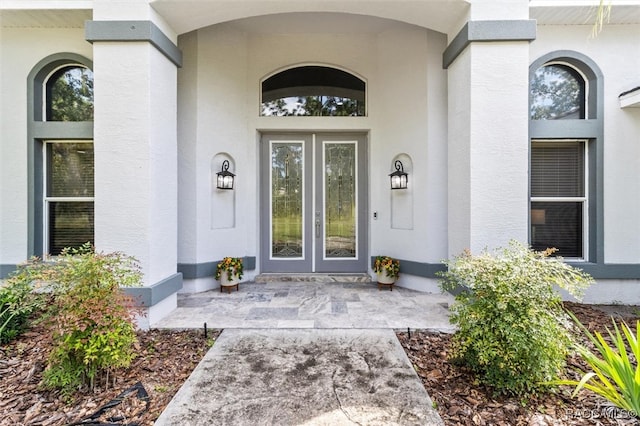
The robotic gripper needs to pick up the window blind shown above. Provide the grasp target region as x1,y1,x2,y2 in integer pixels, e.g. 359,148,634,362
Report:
531,141,584,198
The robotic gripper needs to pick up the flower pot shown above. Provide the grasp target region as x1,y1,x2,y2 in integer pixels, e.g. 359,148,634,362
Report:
376,270,397,291
219,272,240,293
376,270,396,284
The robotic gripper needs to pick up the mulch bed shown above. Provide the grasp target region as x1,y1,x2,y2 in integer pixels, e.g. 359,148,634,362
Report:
397,302,640,425
1,302,639,425
0,323,218,426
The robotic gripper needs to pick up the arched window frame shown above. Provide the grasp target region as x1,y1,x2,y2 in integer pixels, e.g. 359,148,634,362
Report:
27,53,94,257
529,51,603,265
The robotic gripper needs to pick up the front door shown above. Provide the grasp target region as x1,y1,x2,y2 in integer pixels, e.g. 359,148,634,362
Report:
260,133,368,273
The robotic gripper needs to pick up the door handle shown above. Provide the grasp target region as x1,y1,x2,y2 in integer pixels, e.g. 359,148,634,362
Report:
316,219,321,238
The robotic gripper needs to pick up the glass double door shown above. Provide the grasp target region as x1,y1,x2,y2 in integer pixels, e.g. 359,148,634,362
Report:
260,133,368,273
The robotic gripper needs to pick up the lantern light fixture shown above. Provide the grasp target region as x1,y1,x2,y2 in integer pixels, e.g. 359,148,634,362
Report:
389,160,408,190
216,160,235,190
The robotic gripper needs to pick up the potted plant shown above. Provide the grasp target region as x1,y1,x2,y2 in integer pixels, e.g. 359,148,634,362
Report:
373,255,400,289
215,257,244,292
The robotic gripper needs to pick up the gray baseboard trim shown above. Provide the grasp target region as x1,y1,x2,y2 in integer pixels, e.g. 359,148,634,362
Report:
85,20,182,67
568,262,640,280
178,256,257,279
122,273,183,307
443,19,537,69
0,264,17,279
371,257,447,279
370,258,640,281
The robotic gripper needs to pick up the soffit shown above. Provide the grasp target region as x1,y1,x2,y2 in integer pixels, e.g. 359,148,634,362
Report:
531,3,640,25
227,12,406,35
1,9,91,28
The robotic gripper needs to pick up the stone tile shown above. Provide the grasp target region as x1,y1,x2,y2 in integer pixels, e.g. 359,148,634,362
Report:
331,293,360,302
244,292,273,303
246,307,299,320
342,282,375,289
178,297,213,308
331,300,348,314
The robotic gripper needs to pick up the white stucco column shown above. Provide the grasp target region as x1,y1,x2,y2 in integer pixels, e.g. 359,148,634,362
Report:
446,0,534,256
88,1,181,324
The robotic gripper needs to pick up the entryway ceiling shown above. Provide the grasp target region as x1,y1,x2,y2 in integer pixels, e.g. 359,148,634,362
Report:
150,0,470,35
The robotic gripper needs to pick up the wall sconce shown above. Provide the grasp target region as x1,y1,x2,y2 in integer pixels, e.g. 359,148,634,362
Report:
389,160,408,190
216,160,235,190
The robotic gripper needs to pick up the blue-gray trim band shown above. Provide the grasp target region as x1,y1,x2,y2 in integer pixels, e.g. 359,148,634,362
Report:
371,257,446,279
122,273,183,307
0,265,18,279
443,20,537,69
85,20,182,67
368,258,640,281
178,256,257,279
569,263,640,280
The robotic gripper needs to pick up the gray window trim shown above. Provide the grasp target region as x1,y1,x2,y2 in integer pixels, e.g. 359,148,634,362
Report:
27,53,94,258
529,50,604,268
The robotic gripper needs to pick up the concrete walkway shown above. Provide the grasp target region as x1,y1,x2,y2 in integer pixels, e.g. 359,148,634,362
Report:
154,281,454,425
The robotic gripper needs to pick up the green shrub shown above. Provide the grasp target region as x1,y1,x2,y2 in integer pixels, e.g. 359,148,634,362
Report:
0,263,47,343
440,241,594,396
555,315,640,417
13,243,143,394
46,244,142,392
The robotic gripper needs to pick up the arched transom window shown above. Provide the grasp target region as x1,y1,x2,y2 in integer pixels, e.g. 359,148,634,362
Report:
46,65,94,122
530,63,586,120
261,66,365,117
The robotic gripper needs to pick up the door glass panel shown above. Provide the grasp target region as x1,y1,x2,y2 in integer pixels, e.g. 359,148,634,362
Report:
324,142,356,258
271,142,304,258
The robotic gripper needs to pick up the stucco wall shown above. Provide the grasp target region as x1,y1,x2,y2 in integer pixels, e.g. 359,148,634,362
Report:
0,27,92,267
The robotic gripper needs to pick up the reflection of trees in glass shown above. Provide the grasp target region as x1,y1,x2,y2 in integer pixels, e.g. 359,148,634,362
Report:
261,96,364,117
530,64,584,120
46,142,94,255
47,143,94,197
325,143,356,257
271,143,303,257
47,66,94,121
49,202,94,255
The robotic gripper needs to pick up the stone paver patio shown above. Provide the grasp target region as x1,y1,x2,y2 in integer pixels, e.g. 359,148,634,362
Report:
154,281,455,332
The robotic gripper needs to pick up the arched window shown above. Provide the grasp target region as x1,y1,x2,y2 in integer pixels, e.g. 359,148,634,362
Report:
529,53,603,262
261,66,365,117
28,54,94,257
530,63,586,120
45,65,94,121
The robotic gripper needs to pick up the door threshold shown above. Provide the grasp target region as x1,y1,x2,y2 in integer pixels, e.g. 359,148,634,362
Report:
255,273,372,283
